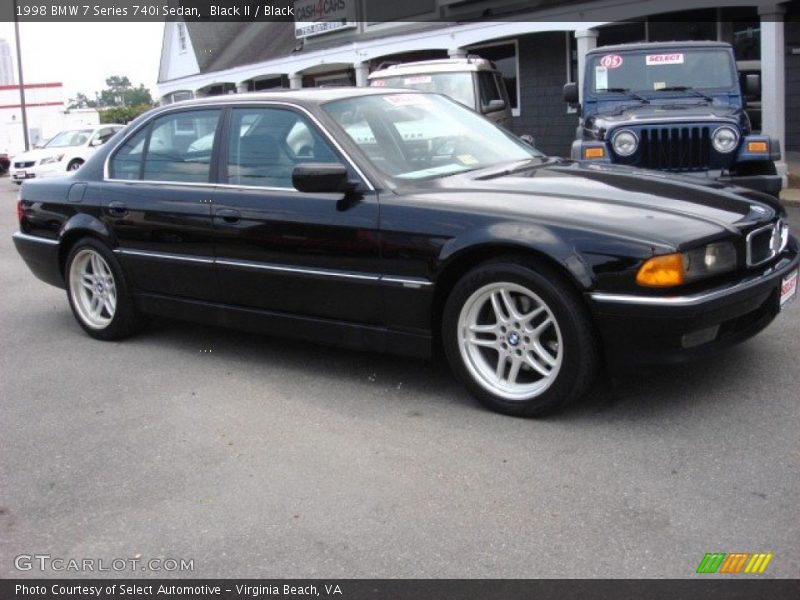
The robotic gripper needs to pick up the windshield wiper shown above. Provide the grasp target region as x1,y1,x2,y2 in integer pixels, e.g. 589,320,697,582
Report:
596,88,650,104
475,157,557,180
656,86,713,102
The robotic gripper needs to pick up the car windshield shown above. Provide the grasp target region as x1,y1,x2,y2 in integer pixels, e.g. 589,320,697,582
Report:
588,49,735,94
44,129,94,148
323,93,541,180
370,72,476,109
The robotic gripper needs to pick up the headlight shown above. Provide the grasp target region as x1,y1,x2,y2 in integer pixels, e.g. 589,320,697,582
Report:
712,126,739,153
611,129,638,157
683,242,737,282
636,242,737,287
40,154,65,165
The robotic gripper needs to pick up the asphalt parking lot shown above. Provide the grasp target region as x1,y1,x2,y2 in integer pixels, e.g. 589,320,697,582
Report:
0,179,798,579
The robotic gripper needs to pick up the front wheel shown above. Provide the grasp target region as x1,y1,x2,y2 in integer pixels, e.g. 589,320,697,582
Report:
442,260,598,417
67,159,84,172
65,239,146,340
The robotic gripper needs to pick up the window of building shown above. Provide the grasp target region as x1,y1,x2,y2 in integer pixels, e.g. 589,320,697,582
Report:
177,23,187,54
226,107,338,188
469,40,520,115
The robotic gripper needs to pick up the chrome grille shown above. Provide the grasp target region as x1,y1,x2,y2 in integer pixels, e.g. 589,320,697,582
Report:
638,126,711,171
746,219,789,267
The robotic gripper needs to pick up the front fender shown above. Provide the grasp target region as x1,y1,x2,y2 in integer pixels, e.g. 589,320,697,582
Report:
736,134,781,163
438,221,595,289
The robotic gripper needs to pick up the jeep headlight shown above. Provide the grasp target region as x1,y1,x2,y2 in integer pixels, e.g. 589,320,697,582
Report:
637,242,737,287
611,129,638,157
40,154,65,165
712,126,739,153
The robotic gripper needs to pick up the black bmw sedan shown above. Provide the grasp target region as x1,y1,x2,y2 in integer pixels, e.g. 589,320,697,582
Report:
12,88,798,416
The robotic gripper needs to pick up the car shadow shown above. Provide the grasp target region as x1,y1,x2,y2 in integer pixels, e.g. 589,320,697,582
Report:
119,314,770,422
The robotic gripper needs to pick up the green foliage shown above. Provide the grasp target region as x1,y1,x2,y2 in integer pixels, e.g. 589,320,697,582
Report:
67,92,97,109
71,75,155,110
99,104,152,125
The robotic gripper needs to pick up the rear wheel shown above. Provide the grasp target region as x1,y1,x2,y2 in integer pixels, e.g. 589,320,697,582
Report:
442,259,598,417
65,238,145,340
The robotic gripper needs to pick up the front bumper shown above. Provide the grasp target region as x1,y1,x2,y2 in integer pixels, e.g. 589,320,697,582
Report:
587,239,799,371
718,173,783,196
10,162,65,183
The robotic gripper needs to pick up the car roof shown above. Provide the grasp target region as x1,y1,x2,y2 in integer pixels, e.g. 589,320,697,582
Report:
369,58,496,77
157,86,426,110
587,40,732,54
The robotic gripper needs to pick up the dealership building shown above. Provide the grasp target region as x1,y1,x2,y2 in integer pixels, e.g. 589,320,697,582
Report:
157,0,800,178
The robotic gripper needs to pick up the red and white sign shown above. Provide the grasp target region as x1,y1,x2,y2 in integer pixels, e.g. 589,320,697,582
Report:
646,53,684,66
600,54,623,69
780,269,798,309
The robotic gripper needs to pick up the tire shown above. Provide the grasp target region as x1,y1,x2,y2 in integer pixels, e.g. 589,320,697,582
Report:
442,258,598,417
67,159,84,172
65,238,146,340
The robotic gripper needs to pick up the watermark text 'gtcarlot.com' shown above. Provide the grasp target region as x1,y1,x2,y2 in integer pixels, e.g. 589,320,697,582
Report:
14,553,194,573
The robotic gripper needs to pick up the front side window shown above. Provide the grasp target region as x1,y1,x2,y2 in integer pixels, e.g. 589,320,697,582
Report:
470,42,519,111
478,72,503,108
323,93,540,180
108,109,220,182
226,107,338,188
588,49,736,94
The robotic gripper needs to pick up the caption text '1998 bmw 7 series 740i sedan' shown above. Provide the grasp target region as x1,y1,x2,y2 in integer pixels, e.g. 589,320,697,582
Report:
13,88,799,416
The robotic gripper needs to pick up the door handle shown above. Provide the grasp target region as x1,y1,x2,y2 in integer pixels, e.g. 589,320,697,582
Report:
108,201,128,217
215,208,241,223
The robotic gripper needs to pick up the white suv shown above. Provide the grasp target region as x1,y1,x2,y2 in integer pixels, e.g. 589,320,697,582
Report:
11,124,124,184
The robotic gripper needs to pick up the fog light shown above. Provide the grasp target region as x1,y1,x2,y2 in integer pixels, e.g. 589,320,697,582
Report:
681,325,720,348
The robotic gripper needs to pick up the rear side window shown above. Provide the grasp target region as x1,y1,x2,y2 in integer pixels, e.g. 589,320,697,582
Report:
108,109,220,183
108,127,148,180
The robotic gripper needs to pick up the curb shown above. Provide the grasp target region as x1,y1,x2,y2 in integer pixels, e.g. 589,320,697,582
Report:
781,190,800,207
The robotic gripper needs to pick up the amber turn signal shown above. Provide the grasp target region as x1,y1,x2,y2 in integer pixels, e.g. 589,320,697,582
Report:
636,253,685,287
747,141,768,153
583,147,605,159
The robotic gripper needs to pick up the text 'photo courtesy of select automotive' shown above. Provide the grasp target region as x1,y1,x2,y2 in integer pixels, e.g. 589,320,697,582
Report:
1,1,799,599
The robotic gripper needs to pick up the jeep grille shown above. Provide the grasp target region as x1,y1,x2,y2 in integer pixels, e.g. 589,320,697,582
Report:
638,126,711,171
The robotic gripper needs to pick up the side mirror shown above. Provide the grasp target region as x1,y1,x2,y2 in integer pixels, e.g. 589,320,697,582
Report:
481,99,506,113
519,134,535,147
90,138,105,147
563,82,579,105
292,163,354,194
744,73,761,97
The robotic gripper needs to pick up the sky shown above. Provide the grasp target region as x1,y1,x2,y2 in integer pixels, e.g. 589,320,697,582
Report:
0,21,163,101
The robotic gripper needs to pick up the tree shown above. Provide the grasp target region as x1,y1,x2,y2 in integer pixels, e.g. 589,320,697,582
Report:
99,104,152,125
95,75,154,108
67,92,97,110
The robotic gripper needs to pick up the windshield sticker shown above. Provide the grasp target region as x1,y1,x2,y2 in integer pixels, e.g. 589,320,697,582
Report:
595,66,608,90
600,54,623,69
646,53,684,66
457,154,479,165
383,94,431,106
404,75,432,84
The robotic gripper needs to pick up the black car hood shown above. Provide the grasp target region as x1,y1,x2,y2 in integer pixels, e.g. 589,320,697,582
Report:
408,160,778,250
589,102,741,132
